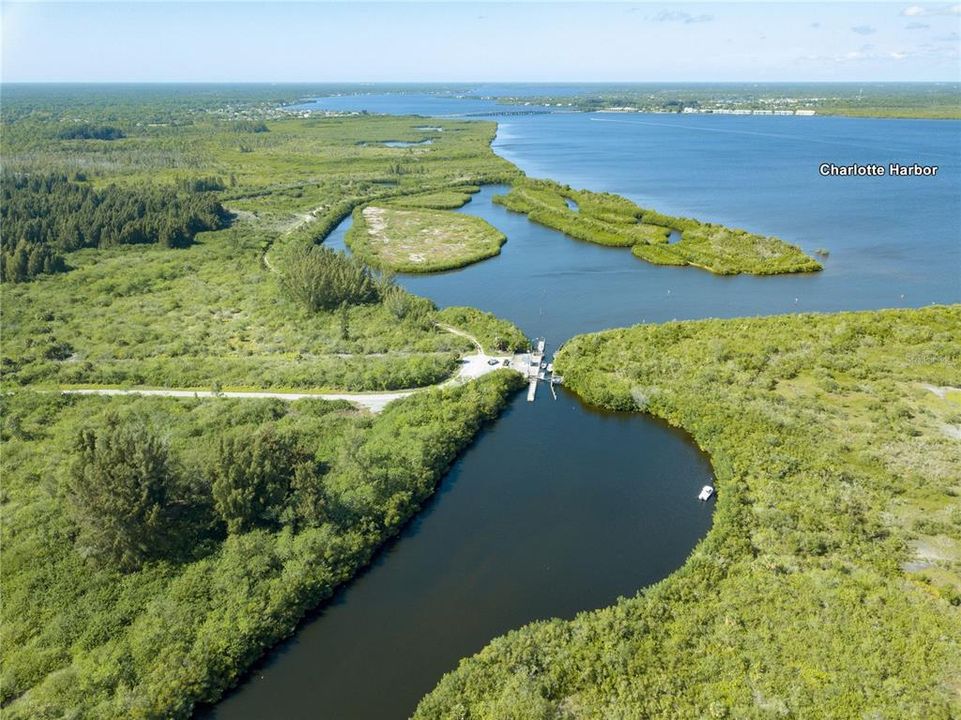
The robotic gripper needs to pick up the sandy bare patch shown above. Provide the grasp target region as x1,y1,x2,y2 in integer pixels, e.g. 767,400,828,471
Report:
939,423,961,440
922,383,961,399
363,206,388,234
355,205,505,272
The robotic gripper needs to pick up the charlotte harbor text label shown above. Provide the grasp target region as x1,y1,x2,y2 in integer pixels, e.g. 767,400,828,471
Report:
819,162,939,177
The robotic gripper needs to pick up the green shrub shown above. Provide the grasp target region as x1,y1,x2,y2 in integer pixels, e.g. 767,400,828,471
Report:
277,243,378,312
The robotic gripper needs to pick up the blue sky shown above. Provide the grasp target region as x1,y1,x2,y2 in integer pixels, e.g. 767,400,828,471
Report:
2,2,959,82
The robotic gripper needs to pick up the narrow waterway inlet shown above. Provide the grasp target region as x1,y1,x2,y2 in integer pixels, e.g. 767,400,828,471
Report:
202,390,714,719
205,92,959,718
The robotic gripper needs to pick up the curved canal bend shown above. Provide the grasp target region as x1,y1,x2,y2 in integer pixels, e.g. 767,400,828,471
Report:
205,98,960,719
203,188,718,720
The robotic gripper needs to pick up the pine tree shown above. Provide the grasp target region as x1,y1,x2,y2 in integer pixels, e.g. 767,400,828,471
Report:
211,426,294,534
66,414,175,571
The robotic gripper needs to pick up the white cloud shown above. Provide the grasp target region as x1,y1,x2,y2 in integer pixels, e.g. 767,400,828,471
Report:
851,24,877,35
649,11,714,24
905,21,931,28
799,44,924,65
901,3,961,16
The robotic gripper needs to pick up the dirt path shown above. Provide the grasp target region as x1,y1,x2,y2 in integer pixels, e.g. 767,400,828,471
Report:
438,324,483,351
61,387,414,413
61,329,520,413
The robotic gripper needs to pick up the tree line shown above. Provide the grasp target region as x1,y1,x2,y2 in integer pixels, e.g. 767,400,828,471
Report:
67,411,327,571
55,123,126,140
1,174,231,282
277,241,381,312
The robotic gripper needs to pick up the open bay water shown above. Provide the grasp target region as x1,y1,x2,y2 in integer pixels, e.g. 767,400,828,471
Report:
302,92,960,330
205,93,960,719
492,111,960,313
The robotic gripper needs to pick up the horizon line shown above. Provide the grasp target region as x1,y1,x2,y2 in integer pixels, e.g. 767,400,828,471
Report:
4,79,960,85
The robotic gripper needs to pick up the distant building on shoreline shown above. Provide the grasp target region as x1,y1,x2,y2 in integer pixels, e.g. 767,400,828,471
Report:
680,107,817,116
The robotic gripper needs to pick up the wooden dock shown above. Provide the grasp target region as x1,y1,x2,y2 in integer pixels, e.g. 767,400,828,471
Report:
526,338,547,402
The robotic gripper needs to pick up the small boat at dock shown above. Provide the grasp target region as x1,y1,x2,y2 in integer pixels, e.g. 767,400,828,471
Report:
698,485,715,501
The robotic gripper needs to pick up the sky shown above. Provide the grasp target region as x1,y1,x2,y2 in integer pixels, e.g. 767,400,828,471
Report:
2,1,959,82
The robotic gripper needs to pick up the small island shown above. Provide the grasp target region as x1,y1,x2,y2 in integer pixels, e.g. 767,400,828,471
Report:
495,179,822,275
346,205,507,273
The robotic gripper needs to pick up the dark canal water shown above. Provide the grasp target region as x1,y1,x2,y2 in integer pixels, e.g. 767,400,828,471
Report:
206,93,960,719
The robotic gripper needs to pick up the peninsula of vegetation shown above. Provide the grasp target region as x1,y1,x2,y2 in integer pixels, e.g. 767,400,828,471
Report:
346,204,507,273
495,179,822,275
417,305,961,719
0,91,532,718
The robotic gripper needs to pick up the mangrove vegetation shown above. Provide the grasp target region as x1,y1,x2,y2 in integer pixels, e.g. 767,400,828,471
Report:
494,179,822,275
1,89,531,718
1,373,524,718
417,305,961,719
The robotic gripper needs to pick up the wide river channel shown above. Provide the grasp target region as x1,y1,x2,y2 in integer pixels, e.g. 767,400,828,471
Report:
205,91,960,719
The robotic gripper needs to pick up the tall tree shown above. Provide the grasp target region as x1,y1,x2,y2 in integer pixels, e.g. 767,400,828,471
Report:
67,414,175,571
211,425,294,534
278,243,378,312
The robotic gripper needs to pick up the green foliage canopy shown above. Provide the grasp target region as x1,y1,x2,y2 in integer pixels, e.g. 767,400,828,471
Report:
417,306,961,719
67,414,176,571
277,242,379,312
212,426,295,534
1,372,525,717
495,178,822,275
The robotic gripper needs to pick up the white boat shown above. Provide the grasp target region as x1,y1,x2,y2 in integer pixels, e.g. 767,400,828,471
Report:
698,485,715,501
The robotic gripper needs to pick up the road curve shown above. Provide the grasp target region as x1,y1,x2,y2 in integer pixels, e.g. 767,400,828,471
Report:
61,347,525,412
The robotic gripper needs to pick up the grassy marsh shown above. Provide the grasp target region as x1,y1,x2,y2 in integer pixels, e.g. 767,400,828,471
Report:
346,205,507,273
